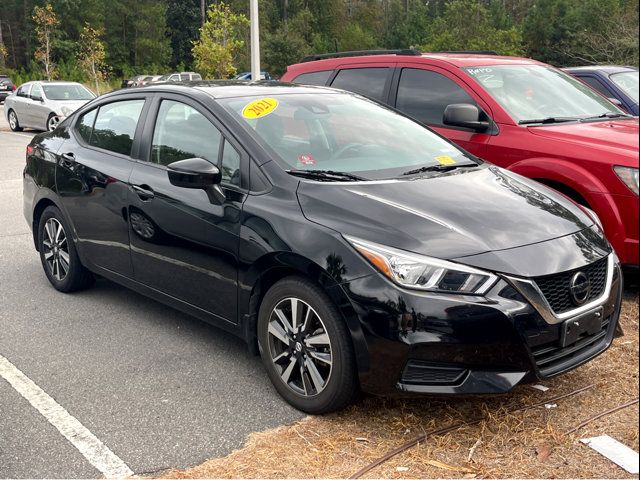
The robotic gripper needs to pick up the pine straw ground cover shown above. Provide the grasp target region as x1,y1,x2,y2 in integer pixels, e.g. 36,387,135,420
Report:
165,289,639,479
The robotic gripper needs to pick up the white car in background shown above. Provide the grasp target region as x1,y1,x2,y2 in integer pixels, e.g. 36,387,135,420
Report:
5,81,96,132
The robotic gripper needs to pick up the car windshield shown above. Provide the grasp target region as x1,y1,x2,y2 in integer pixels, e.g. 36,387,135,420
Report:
159,75,171,81
43,84,94,101
465,65,624,123
219,93,475,180
610,71,639,103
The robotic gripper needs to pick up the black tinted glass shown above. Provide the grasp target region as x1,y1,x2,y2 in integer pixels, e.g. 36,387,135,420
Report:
221,140,240,186
577,76,611,97
331,68,389,101
76,108,97,143
396,69,476,126
293,70,332,86
90,99,144,155
151,100,222,167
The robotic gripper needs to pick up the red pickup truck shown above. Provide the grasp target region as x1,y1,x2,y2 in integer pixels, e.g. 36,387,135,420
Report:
282,51,639,268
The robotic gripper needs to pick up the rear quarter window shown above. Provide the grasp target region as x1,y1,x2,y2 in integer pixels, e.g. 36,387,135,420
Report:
292,70,332,86
330,68,390,102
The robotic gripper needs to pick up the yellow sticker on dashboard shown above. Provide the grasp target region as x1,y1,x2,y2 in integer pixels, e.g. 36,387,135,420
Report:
242,98,279,119
435,155,456,165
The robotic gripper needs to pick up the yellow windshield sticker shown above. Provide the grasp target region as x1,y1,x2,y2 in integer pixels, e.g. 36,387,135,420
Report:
242,98,279,119
435,155,456,165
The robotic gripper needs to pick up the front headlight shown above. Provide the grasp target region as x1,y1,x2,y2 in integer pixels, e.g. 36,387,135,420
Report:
614,166,639,195
60,106,74,116
345,236,497,294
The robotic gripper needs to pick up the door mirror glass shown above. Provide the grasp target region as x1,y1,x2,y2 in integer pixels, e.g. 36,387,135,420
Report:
443,103,489,132
167,157,221,189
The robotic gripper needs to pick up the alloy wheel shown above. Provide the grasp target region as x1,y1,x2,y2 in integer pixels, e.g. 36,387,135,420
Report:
42,218,70,281
9,111,17,130
267,297,333,397
47,115,60,132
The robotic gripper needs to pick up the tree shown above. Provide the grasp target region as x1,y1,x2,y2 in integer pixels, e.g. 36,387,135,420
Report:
192,2,249,79
523,0,639,66
32,2,60,80
420,0,524,56
78,23,108,94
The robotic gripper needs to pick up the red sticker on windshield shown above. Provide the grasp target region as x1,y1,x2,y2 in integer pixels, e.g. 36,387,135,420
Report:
297,154,316,165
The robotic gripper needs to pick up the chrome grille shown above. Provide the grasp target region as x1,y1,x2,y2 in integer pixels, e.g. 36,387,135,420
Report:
534,258,608,314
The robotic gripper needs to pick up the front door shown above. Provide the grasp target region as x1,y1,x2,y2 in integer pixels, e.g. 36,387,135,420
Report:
128,96,245,323
55,97,148,277
391,66,494,158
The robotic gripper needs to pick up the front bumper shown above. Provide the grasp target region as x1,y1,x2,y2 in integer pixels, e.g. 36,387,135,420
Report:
342,254,622,396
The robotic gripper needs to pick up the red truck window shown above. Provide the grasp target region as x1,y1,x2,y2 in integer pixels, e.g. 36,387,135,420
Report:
396,68,477,126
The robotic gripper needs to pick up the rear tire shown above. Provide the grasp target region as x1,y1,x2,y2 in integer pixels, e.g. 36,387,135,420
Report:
8,109,23,132
37,206,94,292
257,276,359,413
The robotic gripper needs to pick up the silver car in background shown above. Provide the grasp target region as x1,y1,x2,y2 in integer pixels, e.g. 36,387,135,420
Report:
5,81,96,132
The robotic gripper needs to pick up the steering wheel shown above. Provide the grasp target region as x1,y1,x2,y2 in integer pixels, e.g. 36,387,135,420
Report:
331,143,364,160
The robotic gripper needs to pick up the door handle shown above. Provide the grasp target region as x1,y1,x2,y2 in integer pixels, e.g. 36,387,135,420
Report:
132,184,155,200
60,152,76,167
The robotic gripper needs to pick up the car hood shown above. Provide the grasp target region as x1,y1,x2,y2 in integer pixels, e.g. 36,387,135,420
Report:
297,165,594,260
527,118,639,156
48,99,92,114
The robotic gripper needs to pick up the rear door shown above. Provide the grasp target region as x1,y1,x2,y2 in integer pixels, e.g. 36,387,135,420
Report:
55,95,149,277
390,65,494,157
12,83,32,125
127,94,246,323
26,83,48,129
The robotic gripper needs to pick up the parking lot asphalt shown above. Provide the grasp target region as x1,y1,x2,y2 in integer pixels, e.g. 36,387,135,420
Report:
0,105,304,477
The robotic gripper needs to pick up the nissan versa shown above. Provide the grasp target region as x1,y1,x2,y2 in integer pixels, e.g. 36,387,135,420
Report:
23,82,622,413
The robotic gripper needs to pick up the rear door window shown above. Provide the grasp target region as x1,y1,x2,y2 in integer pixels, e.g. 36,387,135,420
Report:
293,70,333,86
395,68,477,126
330,68,390,102
90,99,145,155
17,84,31,98
75,108,98,143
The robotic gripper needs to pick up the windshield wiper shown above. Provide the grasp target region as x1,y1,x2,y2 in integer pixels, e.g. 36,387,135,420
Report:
518,117,580,125
286,169,367,182
401,162,477,176
580,112,632,121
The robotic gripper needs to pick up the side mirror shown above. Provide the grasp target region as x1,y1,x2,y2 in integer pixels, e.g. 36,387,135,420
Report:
167,157,224,203
608,97,623,107
31,95,43,102
443,104,490,132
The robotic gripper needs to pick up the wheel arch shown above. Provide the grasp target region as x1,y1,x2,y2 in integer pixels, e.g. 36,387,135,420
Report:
241,252,370,373
507,157,606,206
32,197,59,251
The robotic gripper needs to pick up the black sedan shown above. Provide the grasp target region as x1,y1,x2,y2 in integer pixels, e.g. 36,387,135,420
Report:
23,82,622,413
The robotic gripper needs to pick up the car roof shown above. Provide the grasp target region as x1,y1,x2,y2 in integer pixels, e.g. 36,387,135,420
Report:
287,52,543,72
563,65,638,74
123,80,333,99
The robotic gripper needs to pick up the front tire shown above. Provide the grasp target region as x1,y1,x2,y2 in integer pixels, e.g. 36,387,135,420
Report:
8,109,23,132
47,113,60,132
257,276,359,413
38,206,94,292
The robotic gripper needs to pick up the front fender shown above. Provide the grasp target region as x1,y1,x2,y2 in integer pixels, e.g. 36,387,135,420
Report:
240,251,371,373
507,157,607,198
